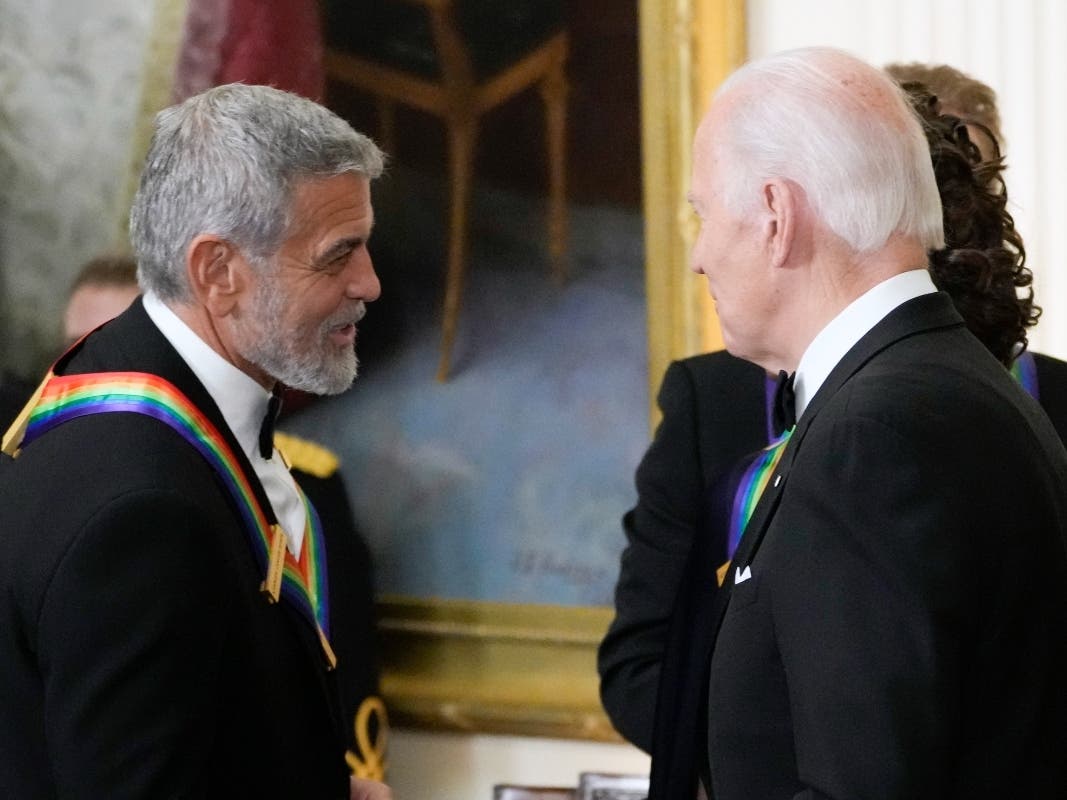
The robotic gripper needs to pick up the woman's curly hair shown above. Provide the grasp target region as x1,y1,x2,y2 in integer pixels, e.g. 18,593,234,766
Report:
901,82,1040,365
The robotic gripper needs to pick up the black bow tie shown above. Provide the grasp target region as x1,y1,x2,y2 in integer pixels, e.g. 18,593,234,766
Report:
258,389,283,459
772,370,796,435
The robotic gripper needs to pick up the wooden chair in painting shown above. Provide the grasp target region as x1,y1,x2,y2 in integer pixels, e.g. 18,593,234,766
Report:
324,0,570,380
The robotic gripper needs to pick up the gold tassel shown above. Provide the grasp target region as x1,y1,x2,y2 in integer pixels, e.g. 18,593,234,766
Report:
1,371,52,458
345,696,389,781
260,524,287,602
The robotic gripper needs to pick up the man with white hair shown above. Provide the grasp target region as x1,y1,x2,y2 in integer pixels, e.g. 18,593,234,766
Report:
676,47,1067,799
0,84,391,799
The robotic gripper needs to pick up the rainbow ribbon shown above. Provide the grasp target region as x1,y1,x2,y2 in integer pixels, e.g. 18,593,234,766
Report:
1011,350,1039,401
726,428,793,560
14,370,334,665
717,350,1045,586
718,350,1043,586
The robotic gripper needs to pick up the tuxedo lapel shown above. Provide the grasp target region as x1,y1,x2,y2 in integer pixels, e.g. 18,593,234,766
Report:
707,292,965,637
799,292,964,426
706,432,799,635
71,301,342,712
727,438,797,575
79,300,280,529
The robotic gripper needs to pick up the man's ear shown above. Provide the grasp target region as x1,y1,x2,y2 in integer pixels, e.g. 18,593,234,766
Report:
186,234,248,317
761,179,798,269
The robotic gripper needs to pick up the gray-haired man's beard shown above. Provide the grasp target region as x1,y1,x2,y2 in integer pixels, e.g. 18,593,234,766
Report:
238,280,363,395
256,334,358,395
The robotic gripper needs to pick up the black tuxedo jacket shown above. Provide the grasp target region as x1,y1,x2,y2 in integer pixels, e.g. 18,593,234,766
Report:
599,350,767,757
601,294,1067,799
0,300,351,798
707,292,1067,798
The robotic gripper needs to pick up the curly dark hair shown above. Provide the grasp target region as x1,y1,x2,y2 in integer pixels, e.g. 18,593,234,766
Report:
901,82,1040,365
887,63,1003,148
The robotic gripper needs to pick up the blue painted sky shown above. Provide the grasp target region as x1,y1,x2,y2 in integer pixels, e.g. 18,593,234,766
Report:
284,168,648,606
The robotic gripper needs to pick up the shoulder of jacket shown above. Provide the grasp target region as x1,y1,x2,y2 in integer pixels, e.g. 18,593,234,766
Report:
274,431,339,478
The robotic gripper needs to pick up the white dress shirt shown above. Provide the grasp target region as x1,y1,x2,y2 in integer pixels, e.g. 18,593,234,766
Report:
143,292,306,558
793,269,937,421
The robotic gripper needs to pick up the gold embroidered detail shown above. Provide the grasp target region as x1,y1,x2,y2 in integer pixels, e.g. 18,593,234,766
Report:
273,431,339,478
346,695,389,782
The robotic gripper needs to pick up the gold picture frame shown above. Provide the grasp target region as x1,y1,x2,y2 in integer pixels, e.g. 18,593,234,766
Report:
642,0,745,410
376,0,746,741
378,597,618,740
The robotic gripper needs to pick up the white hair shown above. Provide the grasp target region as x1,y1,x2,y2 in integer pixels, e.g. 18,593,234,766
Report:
713,47,944,253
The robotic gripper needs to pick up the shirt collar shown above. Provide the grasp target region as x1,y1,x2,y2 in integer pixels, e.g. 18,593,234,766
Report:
142,291,272,458
793,269,936,420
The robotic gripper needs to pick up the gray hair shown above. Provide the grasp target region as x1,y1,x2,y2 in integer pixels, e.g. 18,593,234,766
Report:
713,47,944,253
129,83,385,301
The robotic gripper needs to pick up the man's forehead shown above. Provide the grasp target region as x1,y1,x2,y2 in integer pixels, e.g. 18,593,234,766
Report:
693,108,726,170
698,88,738,141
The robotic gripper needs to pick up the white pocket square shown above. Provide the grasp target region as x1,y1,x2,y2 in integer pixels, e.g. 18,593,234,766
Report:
735,565,752,584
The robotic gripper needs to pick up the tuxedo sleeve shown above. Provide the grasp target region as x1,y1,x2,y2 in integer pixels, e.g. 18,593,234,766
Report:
37,488,233,798
598,360,705,751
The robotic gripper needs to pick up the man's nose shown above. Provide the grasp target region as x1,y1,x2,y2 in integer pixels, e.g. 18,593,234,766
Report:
346,251,381,302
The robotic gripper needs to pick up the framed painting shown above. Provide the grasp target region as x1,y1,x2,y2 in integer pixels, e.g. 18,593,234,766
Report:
309,0,746,741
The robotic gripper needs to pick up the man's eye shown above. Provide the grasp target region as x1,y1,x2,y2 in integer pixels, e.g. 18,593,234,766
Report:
325,250,353,271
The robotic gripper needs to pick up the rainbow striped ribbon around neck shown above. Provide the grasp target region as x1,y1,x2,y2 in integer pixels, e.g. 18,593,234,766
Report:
716,428,792,587
727,428,793,559
6,370,335,667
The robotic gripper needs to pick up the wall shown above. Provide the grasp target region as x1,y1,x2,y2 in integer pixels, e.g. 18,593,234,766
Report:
0,0,154,373
747,0,1067,358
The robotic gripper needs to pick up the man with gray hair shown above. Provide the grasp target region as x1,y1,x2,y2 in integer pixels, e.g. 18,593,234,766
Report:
0,84,391,799
671,47,1067,799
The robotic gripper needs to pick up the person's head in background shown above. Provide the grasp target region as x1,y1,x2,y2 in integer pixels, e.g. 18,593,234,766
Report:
63,255,140,345
896,79,1039,365
885,62,1003,164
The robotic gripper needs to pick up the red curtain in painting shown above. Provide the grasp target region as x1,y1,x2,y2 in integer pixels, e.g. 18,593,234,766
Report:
172,0,324,103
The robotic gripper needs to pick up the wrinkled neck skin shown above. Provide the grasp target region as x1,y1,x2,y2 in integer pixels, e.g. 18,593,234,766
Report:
760,231,929,374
